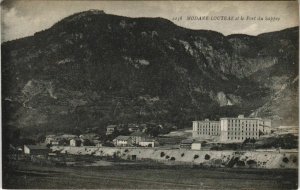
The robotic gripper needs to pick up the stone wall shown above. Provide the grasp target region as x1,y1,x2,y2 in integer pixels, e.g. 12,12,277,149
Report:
51,146,298,169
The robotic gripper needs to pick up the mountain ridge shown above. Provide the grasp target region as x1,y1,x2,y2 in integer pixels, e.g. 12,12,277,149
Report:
2,10,298,136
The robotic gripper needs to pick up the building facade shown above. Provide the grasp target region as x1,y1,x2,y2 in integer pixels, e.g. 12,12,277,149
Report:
193,115,272,143
106,125,117,135
130,131,147,145
113,136,133,147
70,138,81,147
192,119,220,139
220,115,271,142
24,145,49,155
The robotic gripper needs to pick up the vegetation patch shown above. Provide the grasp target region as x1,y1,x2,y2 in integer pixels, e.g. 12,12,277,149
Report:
205,154,210,160
236,160,245,167
282,157,289,163
170,157,176,161
194,155,199,159
181,153,185,157
166,155,170,159
246,160,257,165
160,152,165,157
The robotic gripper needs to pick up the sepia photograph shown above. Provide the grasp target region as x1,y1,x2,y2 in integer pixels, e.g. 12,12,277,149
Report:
1,0,299,189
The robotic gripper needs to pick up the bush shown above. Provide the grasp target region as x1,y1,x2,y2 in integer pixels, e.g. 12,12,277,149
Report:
236,161,245,166
283,157,289,163
194,155,199,159
181,153,185,157
166,155,170,159
170,157,176,161
124,149,128,152
246,160,257,165
205,154,210,160
160,152,165,157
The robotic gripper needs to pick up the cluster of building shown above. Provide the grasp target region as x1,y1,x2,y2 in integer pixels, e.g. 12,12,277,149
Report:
113,131,159,147
106,123,154,135
45,133,102,147
192,115,272,142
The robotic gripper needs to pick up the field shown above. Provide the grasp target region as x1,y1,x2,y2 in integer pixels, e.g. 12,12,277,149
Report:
3,161,298,189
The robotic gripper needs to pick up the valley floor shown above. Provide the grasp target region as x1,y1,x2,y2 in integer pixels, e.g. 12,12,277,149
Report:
3,161,298,189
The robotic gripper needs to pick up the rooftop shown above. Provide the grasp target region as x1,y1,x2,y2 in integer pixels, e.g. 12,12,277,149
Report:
181,139,194,144
115,136,131,141
25,145,48,150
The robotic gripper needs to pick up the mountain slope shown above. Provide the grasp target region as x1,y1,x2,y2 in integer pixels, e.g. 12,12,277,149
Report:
2,10,298,135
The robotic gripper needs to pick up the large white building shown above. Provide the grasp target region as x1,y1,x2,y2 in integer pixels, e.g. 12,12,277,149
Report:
192,119,220,139
193,115,272,142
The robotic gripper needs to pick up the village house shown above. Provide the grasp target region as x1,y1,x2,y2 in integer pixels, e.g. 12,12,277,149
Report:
45,135,56,144
130,131,147,145
128,124,139,132
79,133,101,145
45,134,77,146
191,142,202,150
61,134,78,140
70,138,81,147
113,136,133,147
106,125,117,135
51,139,65,146
79,133,100,140
24,145,49,156
139,139,159,147
179,139,194,149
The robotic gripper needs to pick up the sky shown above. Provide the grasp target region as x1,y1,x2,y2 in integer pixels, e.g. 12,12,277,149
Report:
1,0,299,42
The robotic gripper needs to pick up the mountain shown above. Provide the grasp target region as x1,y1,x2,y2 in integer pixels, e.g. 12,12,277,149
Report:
2,10,298,136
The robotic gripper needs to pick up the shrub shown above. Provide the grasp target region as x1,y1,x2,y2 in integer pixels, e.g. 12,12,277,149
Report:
246,160,257,165
283,157,289,163
160,152,165,157
194,155,199,159
236,161,245,166
166,155,170,159
124,149,128,152
181,153,185,157
170,157,176,161
205,154,210,160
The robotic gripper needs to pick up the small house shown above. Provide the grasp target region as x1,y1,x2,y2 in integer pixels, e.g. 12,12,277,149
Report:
179,139,194,149
130,131,147,145
191,142,201,150
139,140,159,147
70,138,81,147
113,136,132,147
106,125,117,135
45,135,56,144
24,145,49,155
128,124,139,132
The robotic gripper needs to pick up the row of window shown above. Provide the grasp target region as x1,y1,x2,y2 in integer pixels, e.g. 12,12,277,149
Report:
197,125,220,127
228,128,258,131
197,132,219,135
228,132,259,135
227,119,259,123
227,136,258,140
228,124,258,127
